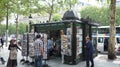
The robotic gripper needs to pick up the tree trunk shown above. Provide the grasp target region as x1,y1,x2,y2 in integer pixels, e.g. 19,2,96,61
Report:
0,21,1,36
108,0,116,60
48,0,54,22
15,14,18,45
48,10,53,22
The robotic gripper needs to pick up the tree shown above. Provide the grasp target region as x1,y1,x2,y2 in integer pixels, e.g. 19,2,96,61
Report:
52,13,62,21
0,0,9,36
18,23,26,34
80,6,120,25
0,0,7,22
80,6,110,25
0,24,6,36
36,0,60,22
8,23,16,34
7,0,38,43
64,0,78,9
108,0,116,59
37,0,78,22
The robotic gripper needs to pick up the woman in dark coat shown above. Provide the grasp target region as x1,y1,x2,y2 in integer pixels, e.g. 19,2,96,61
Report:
7,39,21,67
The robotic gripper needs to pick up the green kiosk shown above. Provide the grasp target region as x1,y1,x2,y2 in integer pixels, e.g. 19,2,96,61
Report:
31,10,99,65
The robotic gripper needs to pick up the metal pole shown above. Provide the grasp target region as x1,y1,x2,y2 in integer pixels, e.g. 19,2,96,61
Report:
29,14,32,33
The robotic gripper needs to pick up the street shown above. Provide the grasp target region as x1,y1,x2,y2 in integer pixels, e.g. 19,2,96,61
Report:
0,45,120,67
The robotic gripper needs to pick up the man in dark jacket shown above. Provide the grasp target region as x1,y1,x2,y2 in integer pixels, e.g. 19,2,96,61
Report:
0,37,4,48
85,36,94,67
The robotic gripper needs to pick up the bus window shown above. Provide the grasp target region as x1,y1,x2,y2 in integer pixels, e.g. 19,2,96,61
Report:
98,37,104,43
117,38,120,43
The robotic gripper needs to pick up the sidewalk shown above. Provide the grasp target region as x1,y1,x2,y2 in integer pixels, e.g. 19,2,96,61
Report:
0,45,120,67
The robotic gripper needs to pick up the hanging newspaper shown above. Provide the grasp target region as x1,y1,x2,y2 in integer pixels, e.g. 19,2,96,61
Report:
28,33,35,57
43,34,48,60
22,33,27,56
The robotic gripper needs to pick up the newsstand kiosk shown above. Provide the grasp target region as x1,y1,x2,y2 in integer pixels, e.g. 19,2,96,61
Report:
32,10,99,65
60,10,98,65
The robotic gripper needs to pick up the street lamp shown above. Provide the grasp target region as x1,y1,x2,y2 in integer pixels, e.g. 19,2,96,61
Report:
24,14,32,64
29,14,32,33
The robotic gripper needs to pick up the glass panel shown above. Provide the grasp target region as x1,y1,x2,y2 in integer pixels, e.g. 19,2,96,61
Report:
98,37,104,43
116,27,120,33
117,37,120,43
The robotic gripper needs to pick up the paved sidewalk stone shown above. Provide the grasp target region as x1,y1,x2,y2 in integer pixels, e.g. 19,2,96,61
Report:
0,45,120,67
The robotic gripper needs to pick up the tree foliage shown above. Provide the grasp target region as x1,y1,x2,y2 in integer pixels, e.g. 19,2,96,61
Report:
0,0,8,22
80,6,120,26
9,23,25,35
0,0,79,35
57,0,78,10
18,22,26,34
0,24,6,36
52,13,62,21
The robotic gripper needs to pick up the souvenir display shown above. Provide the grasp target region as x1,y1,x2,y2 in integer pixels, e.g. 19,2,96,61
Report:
22,33,27,56
28,33,35,57
29,43,34,57
22,33,35,57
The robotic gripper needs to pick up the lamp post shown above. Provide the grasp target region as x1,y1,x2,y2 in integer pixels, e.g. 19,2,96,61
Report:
24,14,32,64
29,14,32,33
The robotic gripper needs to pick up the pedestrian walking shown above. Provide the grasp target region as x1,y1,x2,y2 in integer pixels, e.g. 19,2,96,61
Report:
85,36,94,67
0,57,5,64
7,39,21,67
34,34,44,67
0,36,4,48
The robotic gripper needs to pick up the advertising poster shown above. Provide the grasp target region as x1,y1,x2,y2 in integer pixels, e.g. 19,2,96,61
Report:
22,33,27,56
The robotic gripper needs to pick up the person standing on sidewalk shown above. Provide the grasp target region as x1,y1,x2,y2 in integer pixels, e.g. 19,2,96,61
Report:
0,57,5,64
34,34,44,67
0,43,6,64
85,36,94,67
7,39,21,67
47,37,53,59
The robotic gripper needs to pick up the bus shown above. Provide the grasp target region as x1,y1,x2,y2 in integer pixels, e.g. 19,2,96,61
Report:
96,26,120,52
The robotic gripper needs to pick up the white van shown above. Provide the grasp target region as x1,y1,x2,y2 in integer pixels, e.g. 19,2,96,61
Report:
97,36,120,52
